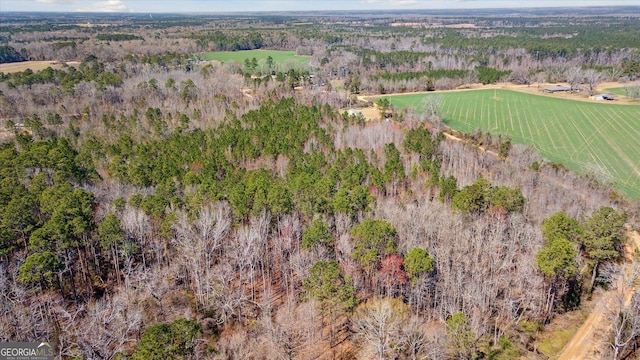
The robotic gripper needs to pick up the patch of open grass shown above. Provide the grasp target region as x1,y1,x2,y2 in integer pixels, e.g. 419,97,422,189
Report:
196,50,310,66
536,307,590,358
605,87,631,96
0,60,59,73
537,327,576,357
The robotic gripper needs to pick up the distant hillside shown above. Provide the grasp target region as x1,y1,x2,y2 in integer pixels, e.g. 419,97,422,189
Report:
0,46,26,64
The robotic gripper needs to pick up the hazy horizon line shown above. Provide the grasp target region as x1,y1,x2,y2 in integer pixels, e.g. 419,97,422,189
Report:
2,5,639,15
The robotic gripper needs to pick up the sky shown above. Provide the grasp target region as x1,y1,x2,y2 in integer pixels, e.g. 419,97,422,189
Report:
1,0,638,13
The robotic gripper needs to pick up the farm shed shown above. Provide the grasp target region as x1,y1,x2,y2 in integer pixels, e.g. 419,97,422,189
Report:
544,85,572,93
590,94,616,101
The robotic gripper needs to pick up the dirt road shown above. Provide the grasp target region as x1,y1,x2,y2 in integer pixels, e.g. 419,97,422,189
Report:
557,231,640,360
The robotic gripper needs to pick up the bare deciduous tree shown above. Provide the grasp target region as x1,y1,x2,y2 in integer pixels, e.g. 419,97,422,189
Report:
565,66,584,91
607,262,640,359
261,301,307,360
583,69,603,96
400,316,432,360
624,84,640,100
421,94,445,124
173,202,231,309
351,297,410,360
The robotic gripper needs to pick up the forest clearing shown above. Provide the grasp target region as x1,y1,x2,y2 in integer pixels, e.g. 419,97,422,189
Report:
0,60,79,73
378,88,640,199
197,49,311,66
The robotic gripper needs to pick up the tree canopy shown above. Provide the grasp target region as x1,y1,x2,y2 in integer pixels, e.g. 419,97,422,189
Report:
303,260,357,314
542,211,582,243
536,237,578,280
130,318,202,360
301,219,332,249
403,247,435,281
581,206,627,265
350,219,398,272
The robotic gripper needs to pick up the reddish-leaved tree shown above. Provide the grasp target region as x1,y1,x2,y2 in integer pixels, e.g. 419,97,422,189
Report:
377,253,408,298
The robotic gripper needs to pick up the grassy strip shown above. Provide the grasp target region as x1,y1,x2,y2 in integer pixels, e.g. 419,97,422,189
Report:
196,50,310,65
605,87,630,96
536,307,590,358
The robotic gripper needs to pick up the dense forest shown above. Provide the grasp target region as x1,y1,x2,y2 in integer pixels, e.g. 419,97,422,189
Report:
1,8,640,360
0,45,26,64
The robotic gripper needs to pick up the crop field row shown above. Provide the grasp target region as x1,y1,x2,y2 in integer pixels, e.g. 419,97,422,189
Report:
384,90,640,199
197,50,310,65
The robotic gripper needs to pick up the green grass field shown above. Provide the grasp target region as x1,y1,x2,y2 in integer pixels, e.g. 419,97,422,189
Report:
605,87,629,96
197,50,310,66
384,90,640,200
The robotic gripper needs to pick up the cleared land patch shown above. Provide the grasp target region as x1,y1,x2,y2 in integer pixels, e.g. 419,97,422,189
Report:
196,50,310,66
0,60,64,73
606,87,629,96
383,90,640,199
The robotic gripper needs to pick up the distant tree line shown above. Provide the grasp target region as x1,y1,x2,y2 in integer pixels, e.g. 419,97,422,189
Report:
96,33,144,42
0,54,122,91
0,45,26,64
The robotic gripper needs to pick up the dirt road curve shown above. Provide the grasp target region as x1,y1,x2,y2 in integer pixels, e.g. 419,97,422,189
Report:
557,231,640,360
